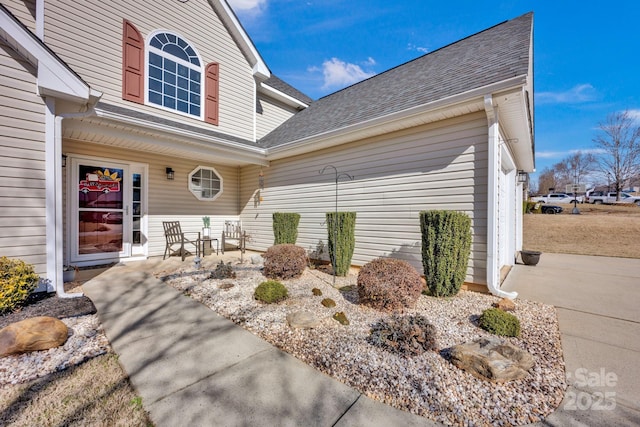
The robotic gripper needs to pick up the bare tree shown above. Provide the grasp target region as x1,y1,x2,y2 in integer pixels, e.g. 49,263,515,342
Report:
593,110,640,200
537,167,558,195
557,151,597,186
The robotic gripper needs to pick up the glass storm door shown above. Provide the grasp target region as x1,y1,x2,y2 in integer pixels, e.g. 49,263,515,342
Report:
72,159,130,261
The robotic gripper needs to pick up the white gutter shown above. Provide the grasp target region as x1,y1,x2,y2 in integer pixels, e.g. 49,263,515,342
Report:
259,83,309,110
484,94,518,300
47,101,99,298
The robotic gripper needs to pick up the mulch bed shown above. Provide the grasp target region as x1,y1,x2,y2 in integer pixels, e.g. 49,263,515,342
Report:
0,293,96,329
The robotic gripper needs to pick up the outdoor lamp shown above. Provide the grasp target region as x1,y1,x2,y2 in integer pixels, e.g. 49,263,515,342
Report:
517,171,528,183
166,167,175,180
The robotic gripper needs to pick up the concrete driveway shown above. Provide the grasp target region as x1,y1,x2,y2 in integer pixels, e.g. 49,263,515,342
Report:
501,253,640,426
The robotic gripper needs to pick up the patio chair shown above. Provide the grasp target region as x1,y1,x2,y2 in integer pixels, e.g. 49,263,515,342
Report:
221,220,246,254
162,221,200,261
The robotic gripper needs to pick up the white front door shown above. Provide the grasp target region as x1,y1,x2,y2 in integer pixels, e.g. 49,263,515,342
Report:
69,156,147,264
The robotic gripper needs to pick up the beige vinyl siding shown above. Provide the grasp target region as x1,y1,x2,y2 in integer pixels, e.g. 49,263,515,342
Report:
240,112,489,284
0,40,47,273
44,0,256,140
3,0,37,33
63,138,241,258
256,94,299,140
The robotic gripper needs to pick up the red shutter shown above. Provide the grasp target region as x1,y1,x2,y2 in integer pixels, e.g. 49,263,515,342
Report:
122,19,144,104
205,62,219,125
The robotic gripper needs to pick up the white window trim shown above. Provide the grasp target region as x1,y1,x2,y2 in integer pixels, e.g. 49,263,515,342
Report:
188,165,223,201
144,29,205,121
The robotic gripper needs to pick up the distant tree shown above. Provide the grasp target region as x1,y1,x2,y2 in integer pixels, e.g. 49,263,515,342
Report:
593,110,640,200
537,167,558,194
557,151,597,187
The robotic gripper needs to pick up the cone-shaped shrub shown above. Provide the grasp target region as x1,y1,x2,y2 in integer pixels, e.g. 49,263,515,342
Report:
326,212,356,276
273,212,300,245
420,210,471,297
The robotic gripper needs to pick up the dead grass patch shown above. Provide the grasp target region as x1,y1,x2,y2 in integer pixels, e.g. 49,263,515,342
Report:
523,204,640,258
0,353,151,426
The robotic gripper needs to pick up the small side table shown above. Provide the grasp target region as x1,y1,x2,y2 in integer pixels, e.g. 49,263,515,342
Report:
200,237,219,256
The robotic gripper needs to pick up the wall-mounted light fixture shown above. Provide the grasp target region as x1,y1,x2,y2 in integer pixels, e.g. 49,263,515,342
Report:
517,170,528,183
62,154,67,168
166,167,175,180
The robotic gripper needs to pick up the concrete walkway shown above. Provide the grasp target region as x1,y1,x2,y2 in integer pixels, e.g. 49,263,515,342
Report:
82,252,640,426
502,253,640,426
83,255,437,427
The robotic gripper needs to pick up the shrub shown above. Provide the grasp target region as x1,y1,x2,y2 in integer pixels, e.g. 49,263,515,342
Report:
326,212,356,276
208,261,236,279
357,258,423,311
479,308,521,337
262,244,307,279
420,210,472,297
369,314,438,356
321,298,336,308
254,280,288,303
273,212,301,245
0,257,39,314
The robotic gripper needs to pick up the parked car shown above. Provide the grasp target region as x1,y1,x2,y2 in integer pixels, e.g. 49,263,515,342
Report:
586,191,640,206
530,193,584,204
540,205,563,214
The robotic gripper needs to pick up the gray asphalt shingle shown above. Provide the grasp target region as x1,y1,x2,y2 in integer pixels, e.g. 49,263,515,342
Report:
259,12,532,148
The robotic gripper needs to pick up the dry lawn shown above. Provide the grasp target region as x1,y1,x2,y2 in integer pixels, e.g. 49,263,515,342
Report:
523,204,640,258
0,353,151,426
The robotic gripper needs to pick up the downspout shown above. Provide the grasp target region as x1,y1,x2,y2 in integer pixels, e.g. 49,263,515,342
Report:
484,95,518,299
48,101,98,298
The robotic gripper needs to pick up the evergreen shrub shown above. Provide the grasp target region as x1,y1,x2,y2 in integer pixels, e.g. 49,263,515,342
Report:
273,212,301,245
326,212,356,276
254,280,288,303
478,308,521,337
420,210,471,297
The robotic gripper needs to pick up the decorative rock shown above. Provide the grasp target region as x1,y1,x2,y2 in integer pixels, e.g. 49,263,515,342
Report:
250,255,263,265
321,298,336,308
312,288,322,296
449,336,534,382
493,298,516,312
286,311,322,329
0,316,69,357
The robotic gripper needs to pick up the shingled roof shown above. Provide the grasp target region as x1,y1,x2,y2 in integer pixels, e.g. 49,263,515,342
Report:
262,75,313,106
259,12,533,148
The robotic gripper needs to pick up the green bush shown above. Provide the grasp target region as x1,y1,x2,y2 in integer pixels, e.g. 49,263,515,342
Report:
524,201,541,214
420,210,472,297
0,256,39,314
262,244,307,279
273,212,301,245
357,258,423,311
326,212,356,276
369,314,438,356
479,308,521,337
254,280,288,303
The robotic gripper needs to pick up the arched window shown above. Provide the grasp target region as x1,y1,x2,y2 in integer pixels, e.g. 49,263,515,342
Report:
147,31,203,118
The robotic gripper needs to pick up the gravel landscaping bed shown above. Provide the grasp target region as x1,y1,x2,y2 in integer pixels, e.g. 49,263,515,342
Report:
157,262,567,427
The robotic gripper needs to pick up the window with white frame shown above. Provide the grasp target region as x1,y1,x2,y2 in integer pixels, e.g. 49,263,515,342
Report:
147,32,202,118
189,166,223,201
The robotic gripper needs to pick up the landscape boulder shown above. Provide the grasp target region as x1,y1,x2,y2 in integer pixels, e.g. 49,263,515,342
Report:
449,336,534,382
0,316,68,357
493,297,516,312
286,311,323,329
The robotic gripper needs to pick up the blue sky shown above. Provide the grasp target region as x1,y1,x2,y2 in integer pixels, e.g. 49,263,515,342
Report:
227,0,640,186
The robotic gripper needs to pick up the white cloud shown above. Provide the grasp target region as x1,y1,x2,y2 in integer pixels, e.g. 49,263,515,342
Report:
536,84,597,105
626,109,640,123
227,0,266,10
407,43,429,54
318,57,376,90
536,148,606,160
